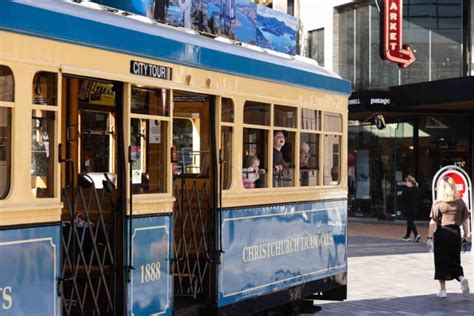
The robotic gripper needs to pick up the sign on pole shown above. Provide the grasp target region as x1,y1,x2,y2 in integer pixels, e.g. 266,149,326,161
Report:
432,165,472,255
432,165,472,212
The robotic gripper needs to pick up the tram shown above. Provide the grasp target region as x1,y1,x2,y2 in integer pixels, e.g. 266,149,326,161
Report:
0,1,351,315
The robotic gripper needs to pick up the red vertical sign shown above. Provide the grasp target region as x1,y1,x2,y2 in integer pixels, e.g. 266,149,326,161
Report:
383,0,416,68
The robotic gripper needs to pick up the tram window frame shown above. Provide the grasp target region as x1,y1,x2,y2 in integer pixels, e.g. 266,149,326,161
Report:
0,65,14,199
31,71,58,199
273,105,297,188
323,112,342,186
220,98,234,190
298,108,322,187
130,85,170,195
242,101,271,189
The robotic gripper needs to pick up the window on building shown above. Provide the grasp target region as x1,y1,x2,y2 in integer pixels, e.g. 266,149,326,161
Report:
130,86,169,194
221,98,234,190
0,65,13,199
336,2,463,90
287,0,294,16
308,28,324,67
31,72,57,198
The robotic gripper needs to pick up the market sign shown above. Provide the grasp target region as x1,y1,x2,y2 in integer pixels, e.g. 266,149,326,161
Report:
382,0,416,68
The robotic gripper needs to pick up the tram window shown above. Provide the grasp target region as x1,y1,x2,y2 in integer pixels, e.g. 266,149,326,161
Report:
273,130,295,187
221,98,234,123
244,101,270,126
324,112,342,132
323,135,341,185
221,126,232,190
274,105,296,128
173,118,203,175
243,128,268,188
301,108,321,130
131,86,169,116
0,108,11,199
300,133,319,186
80,110,114,173
32,72,57,105
31,110,55,198
0,65,14,102
131,118,168,194
0,66,13,199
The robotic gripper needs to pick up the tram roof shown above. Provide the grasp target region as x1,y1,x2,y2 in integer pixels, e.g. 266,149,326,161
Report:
0,0,351,95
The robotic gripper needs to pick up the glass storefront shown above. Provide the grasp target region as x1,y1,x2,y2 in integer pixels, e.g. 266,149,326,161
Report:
349,115,472,220
336,0,464,91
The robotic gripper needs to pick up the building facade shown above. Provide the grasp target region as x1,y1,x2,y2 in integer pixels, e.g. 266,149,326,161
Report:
275,0,474,219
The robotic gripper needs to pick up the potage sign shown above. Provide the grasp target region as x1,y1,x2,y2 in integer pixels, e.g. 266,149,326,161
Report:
382,0,416,68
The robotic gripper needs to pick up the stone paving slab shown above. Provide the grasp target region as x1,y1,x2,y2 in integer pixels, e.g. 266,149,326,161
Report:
302,220,474,315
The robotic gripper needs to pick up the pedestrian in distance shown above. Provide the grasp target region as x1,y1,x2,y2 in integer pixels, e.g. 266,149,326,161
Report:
426,176,471,298
401,175,421,242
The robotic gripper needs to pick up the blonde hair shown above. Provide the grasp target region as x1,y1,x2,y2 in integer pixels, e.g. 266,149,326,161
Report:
437,177,459,202
405,175,419,188
243,155,259,168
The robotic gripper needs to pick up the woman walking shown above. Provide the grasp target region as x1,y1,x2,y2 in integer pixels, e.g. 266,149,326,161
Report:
427,176,471,298
401,175,421,242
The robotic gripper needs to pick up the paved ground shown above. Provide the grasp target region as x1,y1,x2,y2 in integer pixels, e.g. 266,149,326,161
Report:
305,219,474,315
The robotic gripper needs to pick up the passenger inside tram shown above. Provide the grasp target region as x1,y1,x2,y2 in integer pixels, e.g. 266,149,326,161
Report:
242,154,261,189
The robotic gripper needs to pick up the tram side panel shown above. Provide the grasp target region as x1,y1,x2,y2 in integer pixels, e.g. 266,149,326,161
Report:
0,225,61,315
217,199,347,308
127,214,173,316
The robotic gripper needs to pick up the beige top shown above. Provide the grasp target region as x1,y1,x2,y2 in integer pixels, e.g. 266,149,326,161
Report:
430,199,469,226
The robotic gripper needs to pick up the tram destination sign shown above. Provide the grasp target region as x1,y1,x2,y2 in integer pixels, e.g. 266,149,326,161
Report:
130,60,172,80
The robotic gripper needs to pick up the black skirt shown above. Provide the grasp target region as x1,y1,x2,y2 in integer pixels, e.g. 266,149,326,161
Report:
433,225,464,280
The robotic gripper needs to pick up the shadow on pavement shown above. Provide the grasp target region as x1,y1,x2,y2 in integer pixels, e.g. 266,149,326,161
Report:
348,236,427,257
311,293,474,315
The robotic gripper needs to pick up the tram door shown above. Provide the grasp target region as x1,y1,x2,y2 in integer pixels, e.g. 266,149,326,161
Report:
172,91,216,313
59,76,125,315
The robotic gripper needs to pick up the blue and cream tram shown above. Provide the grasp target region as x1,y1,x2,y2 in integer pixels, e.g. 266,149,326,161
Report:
0,1,351,315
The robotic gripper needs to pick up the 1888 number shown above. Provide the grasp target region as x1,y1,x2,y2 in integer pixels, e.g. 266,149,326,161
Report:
140,262,161,283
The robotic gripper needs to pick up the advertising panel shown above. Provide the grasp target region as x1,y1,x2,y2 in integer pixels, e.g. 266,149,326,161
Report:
94,1,296,55
256,4,297,55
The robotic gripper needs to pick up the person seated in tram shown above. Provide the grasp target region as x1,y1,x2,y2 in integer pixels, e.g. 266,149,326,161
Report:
242,155,261,189
300,142,311,186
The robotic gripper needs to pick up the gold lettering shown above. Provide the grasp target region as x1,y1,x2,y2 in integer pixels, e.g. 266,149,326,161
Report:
1,286,13,310
390,12,397,21
390,22,397,31
389,2,398,11
241,233,335,262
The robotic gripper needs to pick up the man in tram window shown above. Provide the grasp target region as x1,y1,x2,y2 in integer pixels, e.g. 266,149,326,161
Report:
300,142,310,186
273,130,290,187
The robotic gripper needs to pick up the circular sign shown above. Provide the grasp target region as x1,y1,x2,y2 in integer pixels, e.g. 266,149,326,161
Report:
443,171,466,199
433,166,472,212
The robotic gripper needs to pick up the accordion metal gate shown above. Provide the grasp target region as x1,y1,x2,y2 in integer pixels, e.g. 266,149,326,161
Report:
60,173,119,315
